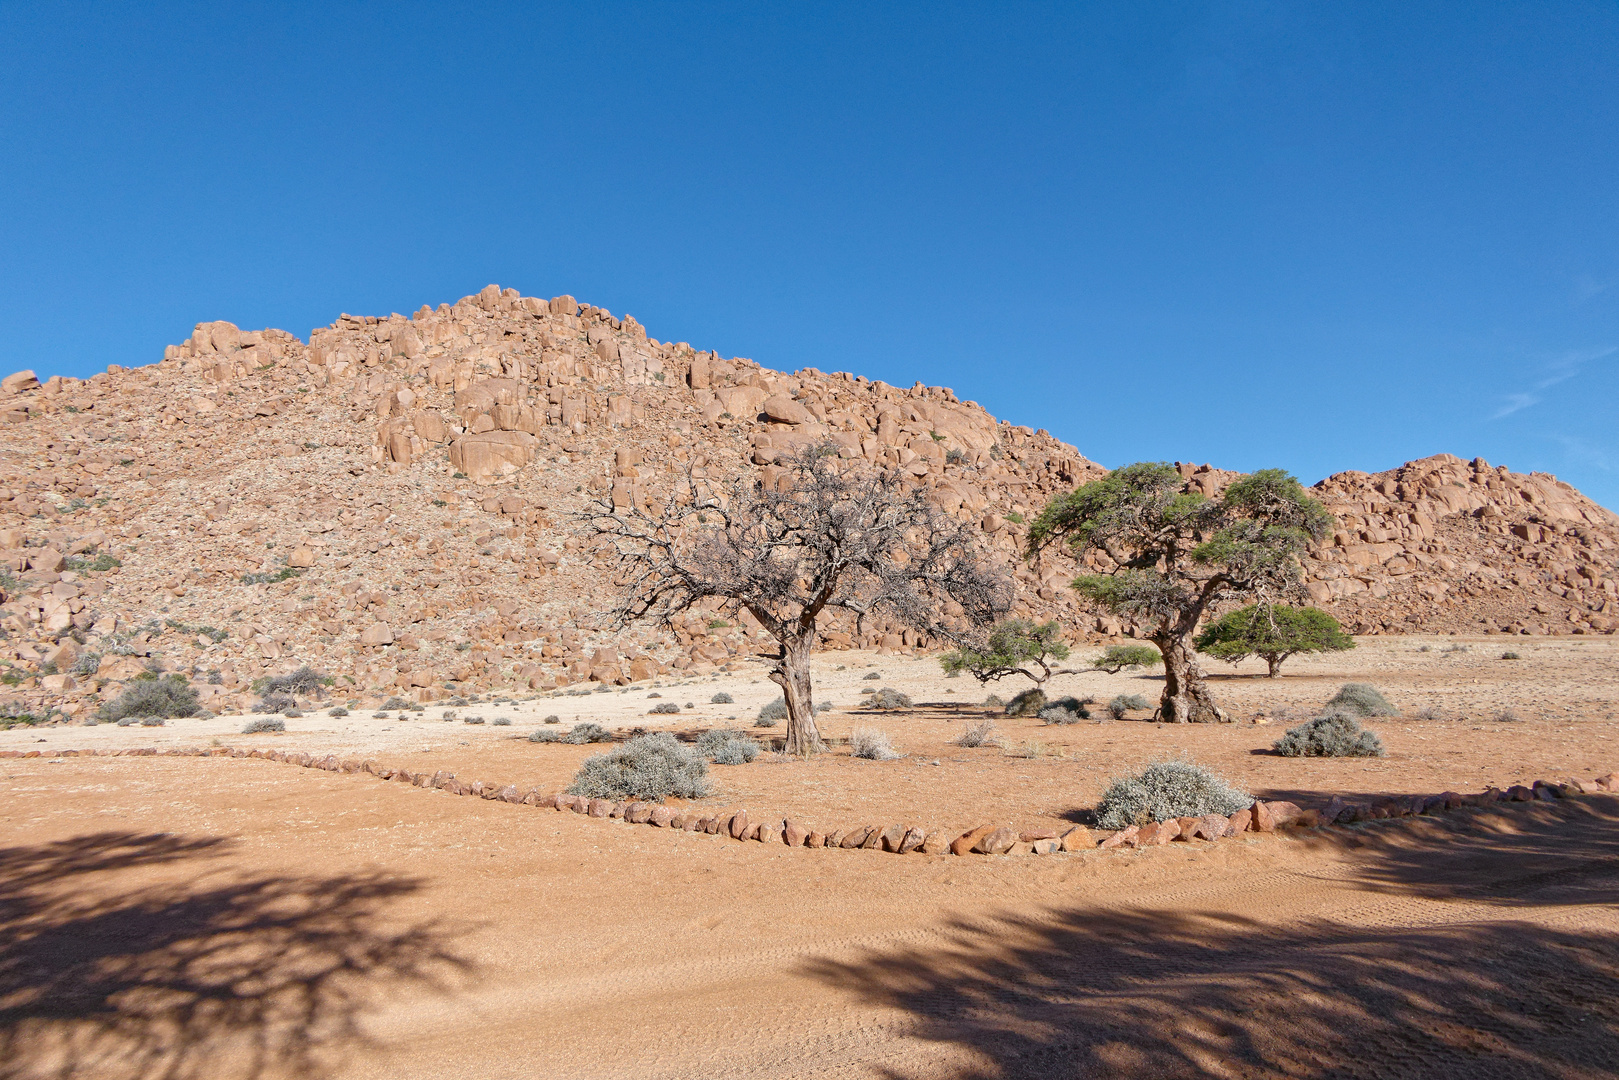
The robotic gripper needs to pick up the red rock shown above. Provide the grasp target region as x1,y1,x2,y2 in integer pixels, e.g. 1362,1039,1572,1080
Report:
1593,772,1616,791
1228,808,1253,833
782,819,808,846
951,824,996,856
825,828,848,848
1250,801,1276,832
727,810,750,839
1200,813,1234,839
1507,785,1534,801
860,827,885,850
806,831,826,848
840,826,871,849
1060,826,1095,850
1135,822,1161,846
757,823,781,844
1174,816,1203,840
921,830,950,855
1031,838,1061,854
977,827,1018,855
898,826,926,854
648,805,674,827
1100,826,1139,849
880,824,909,852
1532,782,1560,801
1006,841,1034,856
1151,819,1180,845
1019,828,1059,843
588,798,612,817
1266,801,1305,827
624,802,651,823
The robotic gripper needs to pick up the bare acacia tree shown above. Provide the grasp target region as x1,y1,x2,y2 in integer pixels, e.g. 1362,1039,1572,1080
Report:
586,442,1011,753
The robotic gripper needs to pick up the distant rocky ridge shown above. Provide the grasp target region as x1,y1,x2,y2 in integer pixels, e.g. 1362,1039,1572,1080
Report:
0,284,1614,717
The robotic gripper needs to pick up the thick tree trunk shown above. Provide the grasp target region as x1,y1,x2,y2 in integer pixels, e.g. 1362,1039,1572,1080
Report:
1265,653,1284,678
1154,633,1224,722
770,630,823,754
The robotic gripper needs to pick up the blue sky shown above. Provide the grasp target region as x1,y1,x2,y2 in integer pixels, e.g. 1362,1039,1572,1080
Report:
3,2,1616,508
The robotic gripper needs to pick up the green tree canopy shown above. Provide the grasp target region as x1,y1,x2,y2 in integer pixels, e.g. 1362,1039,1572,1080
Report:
1028,463,1333,722
940,618,1072,686
1194,604,1355,677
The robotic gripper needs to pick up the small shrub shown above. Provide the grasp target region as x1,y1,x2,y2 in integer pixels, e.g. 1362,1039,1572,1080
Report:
564,721,612,744
696,728,759,764
464,716,486,725
382,696,413,710
115,716,138,727
862,671,882,680
1492,707,1522,723
1272,711,1385,757
1004,739,1044,759
492,717,512,726
544,714,560,724
649,702,680,715
647,692,662,698
710,692,734,704
1106,693,1151,720
757,697,788,725
566,732,710,801
1411,705,1442,721
850,727,900,760
1325,683,1397,718
529,728,563,743
70,652,102,676
139,716,165,727
99,675,199,722
1500,651,1521,660
866,688,912,710
243,717,286,734
1039,696,1090,724
1443,643,1470,653
956,719,998,747
983,693,1005,708
328,706,349,717
256,692,297,715
283,710,303,718
814,701,832,713
1004,688,1046,717
1095,760,1250,829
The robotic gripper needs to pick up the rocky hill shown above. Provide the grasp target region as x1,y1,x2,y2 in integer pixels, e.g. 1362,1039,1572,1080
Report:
1,284,1615,718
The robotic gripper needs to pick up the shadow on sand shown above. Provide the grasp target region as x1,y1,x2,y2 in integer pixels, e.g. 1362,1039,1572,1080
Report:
805,797,1619,1079
0,831,471,1080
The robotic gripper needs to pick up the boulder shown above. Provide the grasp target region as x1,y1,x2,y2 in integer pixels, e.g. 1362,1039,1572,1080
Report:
449,430,537,483
782,819,808,846
2,370,40,394
921,829,951,855
1100,826,1139,849
760,395,814,426
360,623,394,646
727,810,750,840
950,824,995,856
976,827,1017,855
1059,826,1094,851
1031,838,1061,855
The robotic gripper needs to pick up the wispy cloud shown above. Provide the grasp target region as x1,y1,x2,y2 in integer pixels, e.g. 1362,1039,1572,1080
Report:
1550,435,1616,473
1574,275,1615,305
1489,346,1616,420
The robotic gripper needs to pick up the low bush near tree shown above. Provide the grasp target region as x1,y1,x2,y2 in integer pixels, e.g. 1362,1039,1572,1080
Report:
1095,760,1250,829
1272,711,1385,757
566,732,710,801
1092,644,1162,674
1106,693,1151,720
564,721,613,744
1325,683,1397,717
849,728,900,760
695,728,759,764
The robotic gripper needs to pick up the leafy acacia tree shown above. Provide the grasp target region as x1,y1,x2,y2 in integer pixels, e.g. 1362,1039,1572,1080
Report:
1028,462,1332,723
589,442,1010,753
939,618,1074,688
1091,643,1162,674
1194,604,1354,677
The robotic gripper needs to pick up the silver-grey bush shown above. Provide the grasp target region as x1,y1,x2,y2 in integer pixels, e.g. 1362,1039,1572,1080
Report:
1096,760,1250,829
566,732,710,801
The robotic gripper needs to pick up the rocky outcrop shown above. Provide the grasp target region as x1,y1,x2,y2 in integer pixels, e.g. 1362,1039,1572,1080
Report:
0,284,1613,720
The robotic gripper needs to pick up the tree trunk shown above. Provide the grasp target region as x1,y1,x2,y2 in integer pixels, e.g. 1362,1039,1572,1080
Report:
770,630,822,754
1154,633,1223,722
1265,653,1283,678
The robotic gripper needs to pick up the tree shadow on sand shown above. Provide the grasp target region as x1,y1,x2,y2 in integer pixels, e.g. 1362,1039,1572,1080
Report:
0,831,471,1080
804,799,1619,1079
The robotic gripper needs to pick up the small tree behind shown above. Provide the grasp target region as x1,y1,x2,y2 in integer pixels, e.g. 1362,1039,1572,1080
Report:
589,443,1009,754
1029,462,1332,723
1092,644,1162,674
1194,604,1354,677
940,618,1073,688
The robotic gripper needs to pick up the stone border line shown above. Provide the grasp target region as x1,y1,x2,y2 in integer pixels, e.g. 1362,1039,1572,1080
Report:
5,745,1616,856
